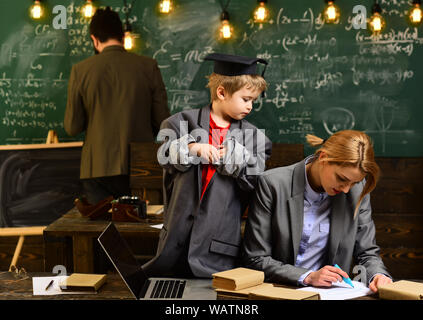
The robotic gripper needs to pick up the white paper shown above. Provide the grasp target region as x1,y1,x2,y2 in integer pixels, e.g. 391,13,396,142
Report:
151,224,163,229
297,280,373,300
32,276,96,296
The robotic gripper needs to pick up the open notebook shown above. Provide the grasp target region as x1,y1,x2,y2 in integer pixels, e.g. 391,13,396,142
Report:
297,280,373,300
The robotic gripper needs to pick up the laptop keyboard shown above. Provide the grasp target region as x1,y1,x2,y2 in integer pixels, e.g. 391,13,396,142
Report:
150,280,186,298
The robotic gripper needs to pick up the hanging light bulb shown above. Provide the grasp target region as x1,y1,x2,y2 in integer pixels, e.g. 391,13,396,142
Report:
219,10,233,40
253,0,270,23
82,0,96,19
158,0,173,14
369,2,385,34
29,0,44,20
324,0,340,23
409,0,422,25
123,22,134,50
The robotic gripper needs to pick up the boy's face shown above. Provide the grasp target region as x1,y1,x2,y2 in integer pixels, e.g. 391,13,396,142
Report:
220,86,261,120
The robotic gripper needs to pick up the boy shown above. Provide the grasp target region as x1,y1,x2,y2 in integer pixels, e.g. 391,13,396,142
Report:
143,53,272,278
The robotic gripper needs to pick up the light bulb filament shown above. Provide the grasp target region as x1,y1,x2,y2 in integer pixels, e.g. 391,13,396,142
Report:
124,32,133,50
159,0,172,14
31,1,43,19
254,3,268,23
219,20,233,39
411,6,422,23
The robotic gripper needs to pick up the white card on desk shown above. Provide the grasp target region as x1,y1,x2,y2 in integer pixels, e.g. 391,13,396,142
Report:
32,276,96,296
297,280,373,300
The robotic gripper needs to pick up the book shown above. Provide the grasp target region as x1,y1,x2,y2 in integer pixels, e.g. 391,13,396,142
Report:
215,283,274,299
249,286,320,300
59,273,107,292
212,267,265,291
378,280,423,300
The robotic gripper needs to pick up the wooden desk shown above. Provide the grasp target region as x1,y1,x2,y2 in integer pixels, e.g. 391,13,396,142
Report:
0,271,133,300
44,208,162,274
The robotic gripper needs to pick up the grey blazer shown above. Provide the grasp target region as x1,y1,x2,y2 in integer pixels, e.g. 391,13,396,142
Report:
242,159,390,286
142,105,272,278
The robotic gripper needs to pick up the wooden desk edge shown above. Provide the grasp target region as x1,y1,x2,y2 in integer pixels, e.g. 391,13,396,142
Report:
0,142,83,150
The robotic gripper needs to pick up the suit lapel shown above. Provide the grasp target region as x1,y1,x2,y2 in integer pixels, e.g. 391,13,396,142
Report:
288,160,306,261
327,194,346,264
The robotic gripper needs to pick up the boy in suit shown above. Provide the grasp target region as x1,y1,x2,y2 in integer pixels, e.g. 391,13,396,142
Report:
143,53,272,278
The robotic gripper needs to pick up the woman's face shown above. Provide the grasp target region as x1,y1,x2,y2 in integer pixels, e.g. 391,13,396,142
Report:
319,158,366,196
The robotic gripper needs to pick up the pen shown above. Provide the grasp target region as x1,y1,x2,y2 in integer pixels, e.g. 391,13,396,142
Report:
334,264,354,288
45,279,54,291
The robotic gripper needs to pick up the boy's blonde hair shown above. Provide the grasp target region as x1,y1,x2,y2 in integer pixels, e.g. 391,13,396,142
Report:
206,73,267,101
306,130,380,218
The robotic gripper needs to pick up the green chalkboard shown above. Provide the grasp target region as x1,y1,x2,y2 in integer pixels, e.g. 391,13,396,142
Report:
0,0,422,156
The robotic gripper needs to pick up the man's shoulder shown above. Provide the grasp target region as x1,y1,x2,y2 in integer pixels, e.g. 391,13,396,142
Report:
126,52,157,66
72,54,97,71
73,50,157,70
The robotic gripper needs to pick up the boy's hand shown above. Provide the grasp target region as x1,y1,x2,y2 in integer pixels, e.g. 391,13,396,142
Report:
369,274,392,293
303,265,349,287
188,143,221,163
218,145,227,159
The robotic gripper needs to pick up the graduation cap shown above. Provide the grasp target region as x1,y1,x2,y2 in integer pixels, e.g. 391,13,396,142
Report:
204,53,268,77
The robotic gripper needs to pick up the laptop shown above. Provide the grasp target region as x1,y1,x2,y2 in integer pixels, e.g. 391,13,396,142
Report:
97,222,216,300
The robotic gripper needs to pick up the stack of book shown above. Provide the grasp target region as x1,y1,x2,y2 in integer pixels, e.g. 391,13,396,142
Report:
212,267,320,300
378,280,423,300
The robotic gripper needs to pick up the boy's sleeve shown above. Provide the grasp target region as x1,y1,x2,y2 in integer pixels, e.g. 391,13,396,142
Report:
216,129,272,191
156,117,197,173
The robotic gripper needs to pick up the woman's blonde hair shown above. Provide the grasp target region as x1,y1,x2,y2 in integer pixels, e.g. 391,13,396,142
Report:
206,73,267,101
306,130,380,218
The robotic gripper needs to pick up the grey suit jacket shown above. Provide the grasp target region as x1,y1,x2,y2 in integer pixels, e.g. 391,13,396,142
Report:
142,105,272,278
64,45,170,179
242,159,390,286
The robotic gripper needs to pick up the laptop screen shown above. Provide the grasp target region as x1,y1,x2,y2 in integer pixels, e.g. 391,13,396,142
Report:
97,222,148,299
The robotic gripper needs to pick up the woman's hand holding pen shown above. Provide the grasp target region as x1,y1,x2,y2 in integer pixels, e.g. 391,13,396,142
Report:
303,265,350,287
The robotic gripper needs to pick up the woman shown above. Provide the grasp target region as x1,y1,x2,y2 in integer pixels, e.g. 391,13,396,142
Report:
242,130,392,292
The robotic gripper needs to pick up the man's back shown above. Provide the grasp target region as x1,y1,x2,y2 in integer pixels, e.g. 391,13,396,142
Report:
65,45,170,179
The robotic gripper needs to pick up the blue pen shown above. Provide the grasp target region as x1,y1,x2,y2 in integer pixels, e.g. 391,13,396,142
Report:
334,264,354,288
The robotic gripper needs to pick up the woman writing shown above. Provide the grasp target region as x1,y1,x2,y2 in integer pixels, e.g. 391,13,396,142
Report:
242,130,392,292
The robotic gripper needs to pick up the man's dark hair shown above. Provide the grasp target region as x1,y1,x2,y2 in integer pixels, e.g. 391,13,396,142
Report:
89,7,124,42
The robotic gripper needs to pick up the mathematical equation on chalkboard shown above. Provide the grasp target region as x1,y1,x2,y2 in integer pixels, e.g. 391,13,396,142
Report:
147,3,422,151
0,1,422,155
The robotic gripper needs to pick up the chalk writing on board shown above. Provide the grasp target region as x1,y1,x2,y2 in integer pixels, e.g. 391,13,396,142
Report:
322,107,356,135
276,8,324,32
168,89,209,112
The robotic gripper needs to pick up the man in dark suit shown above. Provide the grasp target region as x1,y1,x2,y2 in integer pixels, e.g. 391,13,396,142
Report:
64,7,170,204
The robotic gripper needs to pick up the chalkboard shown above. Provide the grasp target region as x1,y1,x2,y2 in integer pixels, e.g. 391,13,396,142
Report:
0,144,82,227
0,0,422,156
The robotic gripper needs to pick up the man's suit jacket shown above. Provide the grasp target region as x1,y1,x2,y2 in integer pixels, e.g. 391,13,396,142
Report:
242,159,391,286
64,45,170,179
